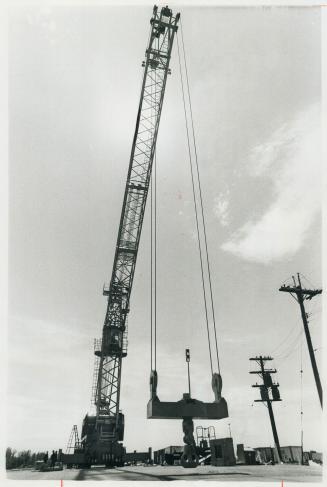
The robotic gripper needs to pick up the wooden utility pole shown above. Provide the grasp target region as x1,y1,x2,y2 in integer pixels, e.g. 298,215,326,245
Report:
250,356,282,462
279,273,322,408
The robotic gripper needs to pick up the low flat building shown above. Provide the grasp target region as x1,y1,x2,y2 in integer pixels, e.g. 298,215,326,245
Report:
153,446,183,466
255,446,317,465
210,438,236,466
280,446,303,464
125,448,152,465
309,451,322,464
237,444,258,465
254,446,278,464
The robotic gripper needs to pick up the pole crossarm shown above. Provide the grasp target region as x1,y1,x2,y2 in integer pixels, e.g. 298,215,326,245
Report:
279,285,322,300
254,399,282,402
249,369,277,374
250,356,273,361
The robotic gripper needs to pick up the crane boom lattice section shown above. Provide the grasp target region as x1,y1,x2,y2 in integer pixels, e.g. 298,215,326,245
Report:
95,6,179,423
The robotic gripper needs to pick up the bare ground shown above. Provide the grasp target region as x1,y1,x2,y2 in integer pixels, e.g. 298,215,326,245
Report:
6,464,323,482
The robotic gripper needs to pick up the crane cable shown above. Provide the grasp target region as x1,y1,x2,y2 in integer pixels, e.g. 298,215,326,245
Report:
150,170,153,371
150,23,222,377
177,21,220,374
150,153,157,371
150,33,158,372
154,150,157,371
176,33,213,375
177,26,222,376
179,18,221,375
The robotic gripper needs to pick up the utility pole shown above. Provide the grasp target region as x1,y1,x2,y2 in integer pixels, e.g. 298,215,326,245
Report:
250,356,282,463
279,273,322,408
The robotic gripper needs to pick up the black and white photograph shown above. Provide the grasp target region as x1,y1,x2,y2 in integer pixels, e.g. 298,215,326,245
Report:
1,0,325,485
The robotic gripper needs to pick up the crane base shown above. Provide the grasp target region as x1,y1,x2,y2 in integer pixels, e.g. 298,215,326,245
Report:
147,393,228,420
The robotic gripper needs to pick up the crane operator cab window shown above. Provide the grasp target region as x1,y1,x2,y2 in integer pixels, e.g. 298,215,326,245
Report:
108,326,123,354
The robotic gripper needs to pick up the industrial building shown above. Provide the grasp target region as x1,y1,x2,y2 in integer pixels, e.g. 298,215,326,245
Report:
124,449,152,465
154,446,184,466
210,438,236,466
153,437,236,467
237,445,322,466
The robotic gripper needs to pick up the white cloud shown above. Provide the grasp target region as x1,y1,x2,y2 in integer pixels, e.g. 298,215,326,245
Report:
25,7,57,43
213,191,230,227
222,104,321,264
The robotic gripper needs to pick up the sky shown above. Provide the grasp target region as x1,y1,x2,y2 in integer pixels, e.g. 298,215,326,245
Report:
7,4,322,456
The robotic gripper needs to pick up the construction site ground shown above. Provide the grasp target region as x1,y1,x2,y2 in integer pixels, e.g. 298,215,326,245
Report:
6,463,322,482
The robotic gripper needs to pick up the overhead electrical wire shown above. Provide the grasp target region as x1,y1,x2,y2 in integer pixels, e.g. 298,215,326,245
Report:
300,332,304,462
269,322,300,356
274,329,304,361
299,272,317,290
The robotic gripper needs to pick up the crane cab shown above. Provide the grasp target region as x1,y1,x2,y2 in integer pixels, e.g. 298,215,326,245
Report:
95,326,127,358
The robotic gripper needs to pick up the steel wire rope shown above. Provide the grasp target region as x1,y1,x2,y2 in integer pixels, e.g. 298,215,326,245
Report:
154,32,159,372
150,50,154,372
180,19,221,374
150,33,159,372
176,32,213,375
154,149,157,371
150,175,153,371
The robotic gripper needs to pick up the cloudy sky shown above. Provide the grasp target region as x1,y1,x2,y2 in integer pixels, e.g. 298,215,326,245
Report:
7,3,322,456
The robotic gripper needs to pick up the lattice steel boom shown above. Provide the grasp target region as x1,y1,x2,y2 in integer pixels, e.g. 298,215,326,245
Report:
79,5,180,466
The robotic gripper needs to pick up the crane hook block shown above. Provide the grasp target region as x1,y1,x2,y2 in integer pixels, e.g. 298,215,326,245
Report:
147,370,228,420
150,369,158,400
212,373,222,402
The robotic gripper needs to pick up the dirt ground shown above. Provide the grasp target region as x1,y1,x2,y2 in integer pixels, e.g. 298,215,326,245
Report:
6,463,323,482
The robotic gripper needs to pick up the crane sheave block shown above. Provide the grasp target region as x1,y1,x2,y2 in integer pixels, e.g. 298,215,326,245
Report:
147,395,228,420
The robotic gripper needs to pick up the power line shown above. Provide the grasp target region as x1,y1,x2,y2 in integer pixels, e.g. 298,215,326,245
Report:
270,322,301,356
274,329,304,361
300,332,304,464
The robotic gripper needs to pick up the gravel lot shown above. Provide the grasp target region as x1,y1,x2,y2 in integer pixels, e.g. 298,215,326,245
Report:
6,463,323,482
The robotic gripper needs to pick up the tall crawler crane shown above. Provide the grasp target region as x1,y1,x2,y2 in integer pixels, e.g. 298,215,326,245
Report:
76,6,180,467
